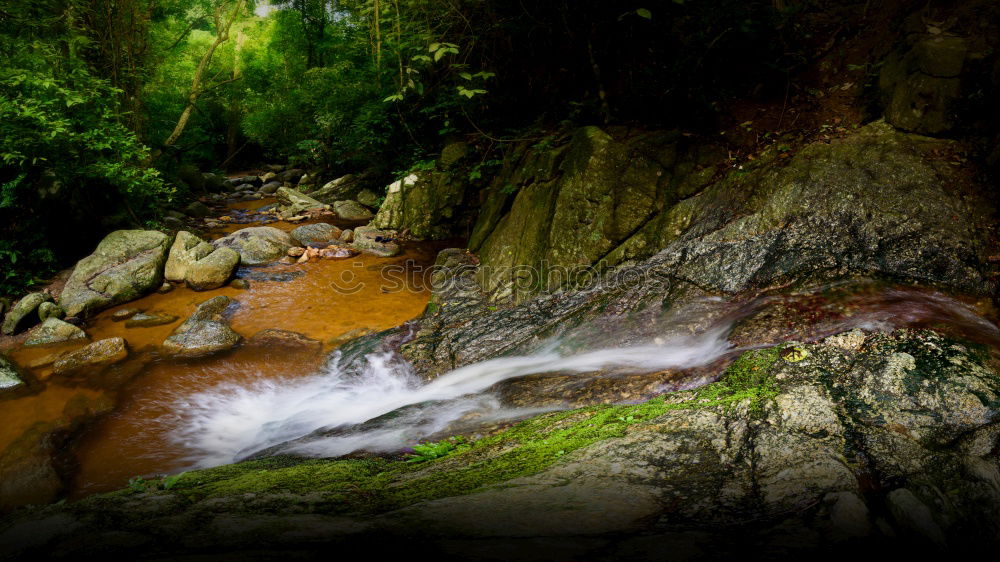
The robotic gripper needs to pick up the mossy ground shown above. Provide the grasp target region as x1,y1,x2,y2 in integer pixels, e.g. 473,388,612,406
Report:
107,346,785,515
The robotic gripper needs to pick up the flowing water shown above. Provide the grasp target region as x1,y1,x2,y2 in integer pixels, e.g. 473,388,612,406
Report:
1,196,998,503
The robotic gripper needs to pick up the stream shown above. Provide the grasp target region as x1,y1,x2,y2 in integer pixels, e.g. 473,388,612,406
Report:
1,196,998,503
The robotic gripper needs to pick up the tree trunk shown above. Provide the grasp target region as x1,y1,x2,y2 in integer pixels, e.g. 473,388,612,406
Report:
160,0,245,151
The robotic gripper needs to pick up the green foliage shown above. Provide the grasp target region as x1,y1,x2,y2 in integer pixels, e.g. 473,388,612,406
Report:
0,0,172,296
407,436,465,463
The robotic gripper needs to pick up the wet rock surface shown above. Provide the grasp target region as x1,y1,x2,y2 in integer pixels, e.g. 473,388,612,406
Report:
58,230,172,318
161,296,241,357
23,319,87,347
2,293,53,335
0,356,27,398
3,330,1000,558
213,227,294,266
52,338,128,376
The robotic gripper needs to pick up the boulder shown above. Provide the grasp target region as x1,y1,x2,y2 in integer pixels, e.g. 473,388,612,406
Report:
879,35,967,134
165,231,213,282
0,356,27,398
259,181,282,195
23,318,87,347
36,302,64,321
246,329,322,351
2,292,53,335
230,175,262,188
125,312,179,328
186,247,240,290
332,200,374,221
202,172,225,191
52,337,128,376
291,223,342,247
184,201,212,218
275,187,327,218
307,174,361,204
167,231,240,290
59,230,172,317
339,229,354,243
351,226,401,257
260,172,277,183
213,227,294,266
277,169,304,184
370,171,467,239
356,189,380,209
162,296,241,357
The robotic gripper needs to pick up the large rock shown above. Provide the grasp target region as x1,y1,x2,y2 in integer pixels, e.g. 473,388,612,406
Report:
351,226,401,257
186,247,240,290
275,187,327,218
59,230,172,317
332,200,373,221
290,223,342,247
213,227,294,266
0,356,27,398
162,296,241,357
36,302,64,322
308,174,362,204
370,171,468,239
23,318,87,347
168,231,240,290
471,122,994,303
880,34,968,135
2,292,53,335
52,338,128,376
164,231,213,281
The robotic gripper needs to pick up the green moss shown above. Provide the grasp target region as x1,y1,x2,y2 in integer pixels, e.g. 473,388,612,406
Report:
136,347,785,515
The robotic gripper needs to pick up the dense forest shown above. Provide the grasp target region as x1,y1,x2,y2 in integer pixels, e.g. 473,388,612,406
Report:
2,0,1000,559
7,0,995,296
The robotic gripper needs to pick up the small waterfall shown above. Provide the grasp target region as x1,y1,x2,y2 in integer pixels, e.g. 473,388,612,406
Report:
170,321,736,467
168,285,999,469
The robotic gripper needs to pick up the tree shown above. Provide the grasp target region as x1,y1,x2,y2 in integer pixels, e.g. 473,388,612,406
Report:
159,0,247,153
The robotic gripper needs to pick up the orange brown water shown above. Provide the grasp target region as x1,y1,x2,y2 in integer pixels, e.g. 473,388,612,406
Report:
1,203,456,499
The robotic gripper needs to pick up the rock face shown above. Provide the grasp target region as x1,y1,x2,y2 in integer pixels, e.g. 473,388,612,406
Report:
166,231,240,291
213,227,294,266
332,200,373,221
162,296,241,357
59,230,172,317
290,223,342,247
23,319,87,347
275,187,327,218
471,122,994,303
2,292,53,335
52,338,128,376
370,171,468,239
880,34,967,135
